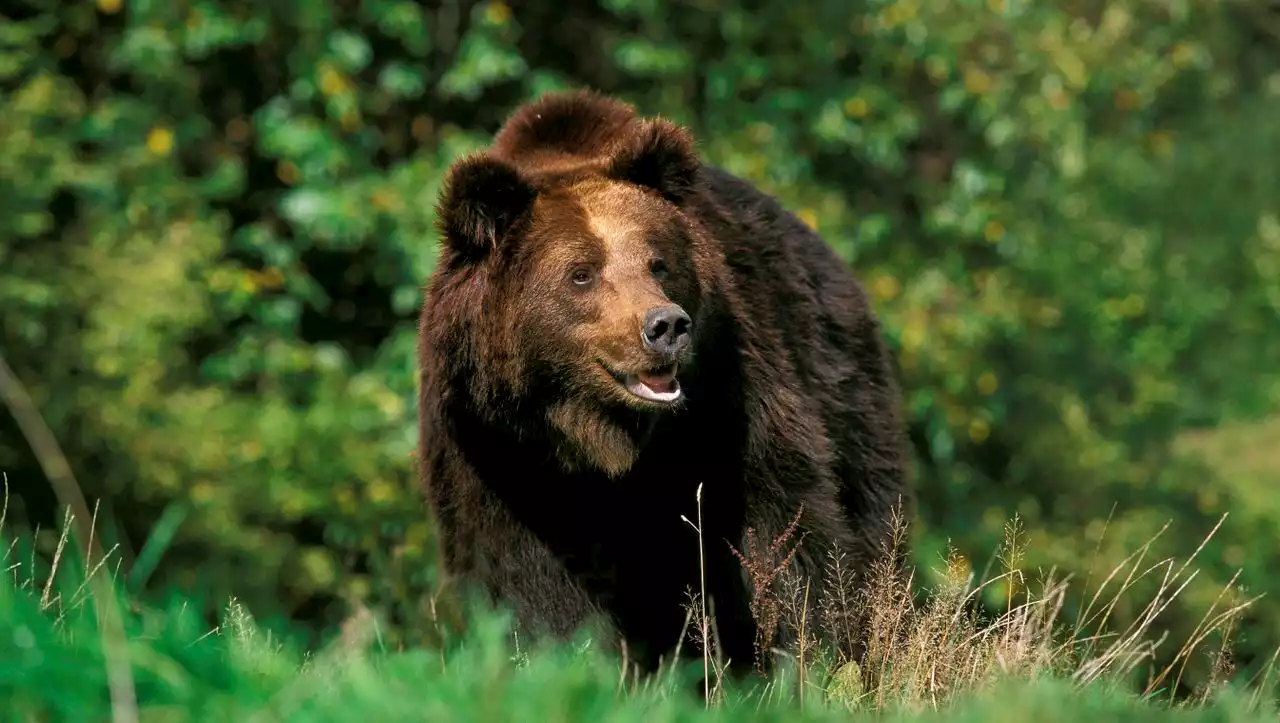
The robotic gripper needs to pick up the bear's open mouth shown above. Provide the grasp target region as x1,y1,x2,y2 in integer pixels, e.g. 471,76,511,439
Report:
602,362,683,404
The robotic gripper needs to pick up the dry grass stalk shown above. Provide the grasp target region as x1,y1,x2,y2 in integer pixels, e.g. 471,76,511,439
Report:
704,502,1265,715
680,483,732,705
726,504,805,673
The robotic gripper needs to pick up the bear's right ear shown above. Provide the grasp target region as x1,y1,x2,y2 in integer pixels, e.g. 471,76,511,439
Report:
435,153,537,263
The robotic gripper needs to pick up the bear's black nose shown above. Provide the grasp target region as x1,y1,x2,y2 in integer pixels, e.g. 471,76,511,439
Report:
642,305,692,355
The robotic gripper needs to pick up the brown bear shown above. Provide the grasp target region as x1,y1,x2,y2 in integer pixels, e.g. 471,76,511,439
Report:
417,89,912,676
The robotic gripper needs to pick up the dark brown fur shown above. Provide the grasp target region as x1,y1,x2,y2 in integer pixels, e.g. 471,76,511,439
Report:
418,89,912,676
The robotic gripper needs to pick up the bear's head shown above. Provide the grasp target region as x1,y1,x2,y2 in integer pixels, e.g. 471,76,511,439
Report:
428,90,716,476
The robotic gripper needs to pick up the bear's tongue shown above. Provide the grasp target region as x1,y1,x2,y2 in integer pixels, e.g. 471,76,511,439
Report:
637,367,677,393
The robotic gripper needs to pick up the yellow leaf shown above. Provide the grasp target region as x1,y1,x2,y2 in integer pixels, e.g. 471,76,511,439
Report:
901,312,927,352
749,123,775,143
843,96,869,119
276,160,300,185
1037,303,1062,327
281,495,308,520
1148,131,1175,158
978,371,999,395
1171,42,1197,69
301,549,337,587
344,576,372,600
1114,89,1141,111
190,482,215,504
983,220,1005,243
376,391,405,419
318,63,350,97
925,57,949,84
367,481,397,505
97,0,122,14
371,189,403,212
146,126,174,157
208,268,236,293
878,0,917,28
336,488,357,513
485,1,511,25
1196,487,1219,512
873,274,901,302
240,440,262,460
1053,52,1088,90
963,66,994,96
968,418,991,444
249,267,285,290
797,208,819,230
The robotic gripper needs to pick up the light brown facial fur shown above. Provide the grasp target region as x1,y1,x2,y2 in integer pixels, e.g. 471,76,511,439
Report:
509,180,702,475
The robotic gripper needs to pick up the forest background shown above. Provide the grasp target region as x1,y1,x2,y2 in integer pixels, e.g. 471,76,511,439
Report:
2,0,1280,713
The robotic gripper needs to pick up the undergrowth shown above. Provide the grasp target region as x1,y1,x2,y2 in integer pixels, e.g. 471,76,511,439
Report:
1,475,1277,722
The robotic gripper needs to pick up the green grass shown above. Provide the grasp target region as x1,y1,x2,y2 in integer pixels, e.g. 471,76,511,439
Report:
2,484,1279,723
0,563,1271,723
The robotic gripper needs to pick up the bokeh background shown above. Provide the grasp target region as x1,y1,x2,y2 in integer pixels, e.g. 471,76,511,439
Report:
2,0,1278,695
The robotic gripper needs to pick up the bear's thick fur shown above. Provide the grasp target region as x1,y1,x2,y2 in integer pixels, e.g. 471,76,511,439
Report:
418,89,912,675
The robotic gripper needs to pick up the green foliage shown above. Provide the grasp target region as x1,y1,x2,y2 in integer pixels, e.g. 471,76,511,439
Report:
1,524,1277,722
1,0,1278,697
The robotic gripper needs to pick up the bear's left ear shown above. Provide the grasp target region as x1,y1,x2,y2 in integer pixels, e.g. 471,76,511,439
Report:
605,118,700,205
435,153,538,264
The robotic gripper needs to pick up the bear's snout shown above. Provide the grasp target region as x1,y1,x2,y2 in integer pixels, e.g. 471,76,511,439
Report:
641,304,691,358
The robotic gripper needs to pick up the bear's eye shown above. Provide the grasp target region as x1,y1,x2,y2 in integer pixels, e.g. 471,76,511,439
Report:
650,258,669,280
570,266,596,286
